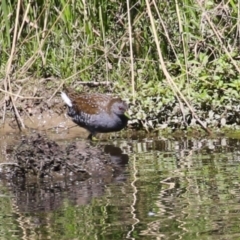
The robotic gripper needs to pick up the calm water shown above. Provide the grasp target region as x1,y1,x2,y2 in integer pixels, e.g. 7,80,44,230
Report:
0,133,240,240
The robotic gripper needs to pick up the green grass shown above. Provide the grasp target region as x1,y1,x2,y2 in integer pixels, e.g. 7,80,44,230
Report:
1,0,240,131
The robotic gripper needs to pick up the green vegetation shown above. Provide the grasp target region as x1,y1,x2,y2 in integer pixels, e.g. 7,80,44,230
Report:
1,0,240,131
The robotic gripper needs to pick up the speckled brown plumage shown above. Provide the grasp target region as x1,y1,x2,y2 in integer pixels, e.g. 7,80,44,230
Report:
61,85,129,139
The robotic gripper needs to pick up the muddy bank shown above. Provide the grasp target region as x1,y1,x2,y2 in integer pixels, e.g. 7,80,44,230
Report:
0,107,131,142
1,133,128,180
0,132,129,212
0,86,132,138
1,82,240,139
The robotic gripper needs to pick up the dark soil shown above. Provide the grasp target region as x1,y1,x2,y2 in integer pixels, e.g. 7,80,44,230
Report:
1,133,123,181
0,132,129,212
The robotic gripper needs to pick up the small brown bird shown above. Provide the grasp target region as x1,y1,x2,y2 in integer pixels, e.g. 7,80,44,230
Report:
61,85,129,140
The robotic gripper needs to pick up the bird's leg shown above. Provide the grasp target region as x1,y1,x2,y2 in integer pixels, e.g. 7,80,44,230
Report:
87,133,92,140
87,132,98,141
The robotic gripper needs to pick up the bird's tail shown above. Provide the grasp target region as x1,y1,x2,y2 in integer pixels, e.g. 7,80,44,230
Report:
61,84,73,107
61,92,72,107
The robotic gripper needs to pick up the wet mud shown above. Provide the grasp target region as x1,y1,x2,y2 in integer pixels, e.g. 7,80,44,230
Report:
0,90,131,213
0,115,129,212
0,83,134,212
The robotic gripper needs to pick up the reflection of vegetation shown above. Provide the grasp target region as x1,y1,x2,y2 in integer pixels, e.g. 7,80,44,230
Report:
47,193,136,239
131,138,240,239
0,188,20,240
1,138,240,238
1,0,240,130
51,203,102,239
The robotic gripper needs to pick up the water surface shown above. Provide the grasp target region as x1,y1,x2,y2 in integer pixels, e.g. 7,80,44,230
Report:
0,132,240,240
